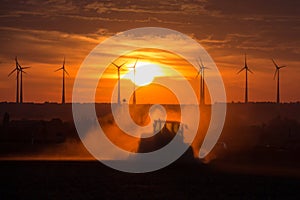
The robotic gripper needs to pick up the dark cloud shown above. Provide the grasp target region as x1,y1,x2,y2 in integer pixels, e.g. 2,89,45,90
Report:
205,0,300,17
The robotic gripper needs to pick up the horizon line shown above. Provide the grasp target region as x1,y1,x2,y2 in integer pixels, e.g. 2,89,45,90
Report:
1,101,300,105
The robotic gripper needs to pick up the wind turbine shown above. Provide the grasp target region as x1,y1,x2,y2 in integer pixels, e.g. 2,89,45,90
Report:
111,61,126,104
195,58,208,105
127,58,138,105
18,62,30,104
272,59,287,104
55,57,69,104
8,56,21,103
237,53,253,103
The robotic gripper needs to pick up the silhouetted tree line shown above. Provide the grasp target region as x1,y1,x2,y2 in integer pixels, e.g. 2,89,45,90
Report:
0,112,71,143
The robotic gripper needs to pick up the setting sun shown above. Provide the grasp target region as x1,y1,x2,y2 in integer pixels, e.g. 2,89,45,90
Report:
125,62,163,86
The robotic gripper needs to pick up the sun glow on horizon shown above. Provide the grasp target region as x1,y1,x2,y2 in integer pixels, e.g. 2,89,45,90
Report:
95,48,205,104
124,61,164,86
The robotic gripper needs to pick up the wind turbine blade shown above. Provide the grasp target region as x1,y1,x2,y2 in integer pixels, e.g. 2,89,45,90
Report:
54,67,63,72
15,56,19,65
8,68,17,77
21,66,30,69
237,67,245,74
133,58,138,68
271,59,278,68
127,59,138,69
247,68,254,74
111,62,118,68
119,62,127,68
195,71,200,78
16,63,21,69
273,69,278,80
21,70,28,75
196,60,203,75
279,65,287,69
244,53,247,67
199,57,204,68
64,69,70,76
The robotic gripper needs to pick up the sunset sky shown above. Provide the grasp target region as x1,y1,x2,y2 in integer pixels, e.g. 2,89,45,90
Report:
0,0,299,103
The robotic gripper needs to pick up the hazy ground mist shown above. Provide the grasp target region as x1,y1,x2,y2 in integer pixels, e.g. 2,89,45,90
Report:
0,102,300,174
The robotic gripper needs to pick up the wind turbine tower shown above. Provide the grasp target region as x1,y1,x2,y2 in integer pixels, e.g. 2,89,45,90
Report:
237,54,253,103
8,57,21,103
196,58,208,105
19,64,30,104
55,57,69,104
111,62,126,105
128,58,138,105
272,59,287,104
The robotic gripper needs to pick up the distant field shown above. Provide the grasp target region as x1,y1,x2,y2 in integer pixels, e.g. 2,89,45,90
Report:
0,160,299,199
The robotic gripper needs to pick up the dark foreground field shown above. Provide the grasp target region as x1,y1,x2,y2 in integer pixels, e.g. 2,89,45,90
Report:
0,161,300,199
